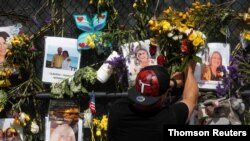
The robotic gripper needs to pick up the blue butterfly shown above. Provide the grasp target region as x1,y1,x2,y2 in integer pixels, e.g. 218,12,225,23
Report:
73,11,110,50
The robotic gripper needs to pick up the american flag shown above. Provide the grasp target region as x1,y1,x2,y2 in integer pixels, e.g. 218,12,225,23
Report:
89,92,96,115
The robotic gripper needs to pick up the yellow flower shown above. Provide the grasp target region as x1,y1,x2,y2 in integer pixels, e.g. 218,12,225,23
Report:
179,12,183,17
89,42,95,48
96,129,101,136
14,119,21,125
188,31,197,41
177,23,188,32
9,128,16,133
150,38,157,46
19,112,30,126
25,114,30,121
0,79,11,87
98,0,104,5
133,3,137,8
182,14,187,19
148,19,155,26
100,115,108,130
243,31,250,40
93,118,99,125
192,37,203,47
11,39,21,46
163,7,172,15
160,21,171,31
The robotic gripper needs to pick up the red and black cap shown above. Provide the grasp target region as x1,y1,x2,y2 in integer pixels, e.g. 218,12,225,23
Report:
128,65,171,106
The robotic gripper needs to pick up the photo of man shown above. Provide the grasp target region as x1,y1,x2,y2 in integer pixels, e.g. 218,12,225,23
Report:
51,47,64,69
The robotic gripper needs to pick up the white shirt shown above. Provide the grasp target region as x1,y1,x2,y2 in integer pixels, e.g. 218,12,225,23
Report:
62,57,71,70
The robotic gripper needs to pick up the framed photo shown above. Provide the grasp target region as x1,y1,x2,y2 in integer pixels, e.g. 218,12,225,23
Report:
194,42,230,89
45,117,83,141
121,39,159,88
42,36,81,83
0,118,24,141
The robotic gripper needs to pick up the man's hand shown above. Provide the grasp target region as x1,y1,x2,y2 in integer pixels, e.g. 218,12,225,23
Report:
170,72,184,88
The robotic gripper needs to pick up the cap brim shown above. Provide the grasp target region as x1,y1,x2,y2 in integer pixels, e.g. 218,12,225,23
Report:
128,87,161,106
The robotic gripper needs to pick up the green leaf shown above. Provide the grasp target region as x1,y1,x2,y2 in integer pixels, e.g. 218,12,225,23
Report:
220,27,227,36
192,55,202,63
81,87,88,94
179,56,189,72
70,81,82,93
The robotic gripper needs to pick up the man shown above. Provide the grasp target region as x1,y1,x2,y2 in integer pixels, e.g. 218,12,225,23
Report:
51,47,64,68
108,61,198,141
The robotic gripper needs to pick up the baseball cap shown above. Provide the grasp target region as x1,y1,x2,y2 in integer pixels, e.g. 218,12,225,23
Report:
128,65,171,106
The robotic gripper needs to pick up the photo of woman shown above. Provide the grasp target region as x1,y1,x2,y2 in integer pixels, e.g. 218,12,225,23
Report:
125,44,157,87
194,42,230,89
201,51,223,81
134,46,156,70
4,127,21,141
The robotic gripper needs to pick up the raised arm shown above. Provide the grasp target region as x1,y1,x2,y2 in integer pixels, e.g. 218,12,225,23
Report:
180,60,199,121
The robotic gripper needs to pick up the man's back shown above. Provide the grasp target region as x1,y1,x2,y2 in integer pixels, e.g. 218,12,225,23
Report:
108,98,188,141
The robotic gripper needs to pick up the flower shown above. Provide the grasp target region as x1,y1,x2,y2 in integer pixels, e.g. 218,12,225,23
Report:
148,1,239,73
105,54,127,84
240,30,250,50
91,115,108,141
19,112,30,126
148,6,206,72
30,120,39,134
157,55,166,66
215,41,250,98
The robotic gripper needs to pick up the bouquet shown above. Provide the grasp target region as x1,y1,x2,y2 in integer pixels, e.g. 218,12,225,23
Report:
148,5,206,72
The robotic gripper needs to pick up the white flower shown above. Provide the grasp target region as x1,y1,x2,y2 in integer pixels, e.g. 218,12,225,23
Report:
167,32,174,37
172,36,179,41
30,121,39,134
185,28,193,35
19,112,26,122
6,36,13,49
178,35,183,40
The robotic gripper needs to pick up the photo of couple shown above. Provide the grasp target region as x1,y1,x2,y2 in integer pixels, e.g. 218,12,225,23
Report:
49,47,72,71
42,37,81,83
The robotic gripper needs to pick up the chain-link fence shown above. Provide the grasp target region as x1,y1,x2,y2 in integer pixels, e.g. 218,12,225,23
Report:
1,0,250,88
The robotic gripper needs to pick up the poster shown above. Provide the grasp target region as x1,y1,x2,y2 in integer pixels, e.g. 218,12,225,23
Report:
42,37,81,83
121,39,159,88
194,42,230,89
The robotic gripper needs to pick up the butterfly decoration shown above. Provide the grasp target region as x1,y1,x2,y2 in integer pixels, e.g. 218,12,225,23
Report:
73,11,111,51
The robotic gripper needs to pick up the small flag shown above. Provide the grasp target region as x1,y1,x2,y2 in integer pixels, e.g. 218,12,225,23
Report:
89,92,96,115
